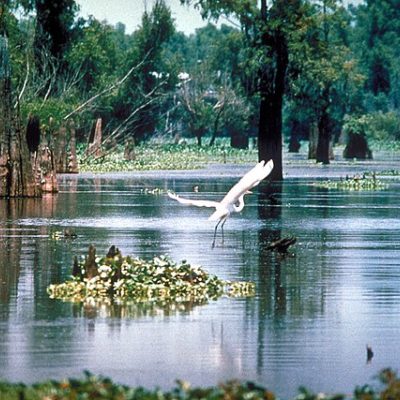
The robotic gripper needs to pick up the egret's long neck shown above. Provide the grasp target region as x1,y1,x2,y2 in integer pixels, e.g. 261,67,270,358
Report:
233,194,246,213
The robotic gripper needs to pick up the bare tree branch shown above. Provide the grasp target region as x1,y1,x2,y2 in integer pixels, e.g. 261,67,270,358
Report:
63,52,151,120
14,57,30,108
82,79,167,161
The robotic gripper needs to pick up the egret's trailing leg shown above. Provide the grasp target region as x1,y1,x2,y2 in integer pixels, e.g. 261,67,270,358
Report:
211,221,220,248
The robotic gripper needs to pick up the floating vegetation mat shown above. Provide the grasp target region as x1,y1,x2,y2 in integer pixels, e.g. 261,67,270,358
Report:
47,245,255,305
314,174,388,191
78,143,256,172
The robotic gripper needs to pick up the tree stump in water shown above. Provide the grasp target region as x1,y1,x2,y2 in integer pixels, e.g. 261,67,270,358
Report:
343,132,372,160
84,245,98,279
87,118,103,158
0,35,39,197
53,119,79,173
308,123,334,161
32,143,59,193
67,120,79,173
27,115,58,193
288,136,301,153
124,137,136,161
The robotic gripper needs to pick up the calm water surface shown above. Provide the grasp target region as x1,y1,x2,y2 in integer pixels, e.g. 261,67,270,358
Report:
0,164,399,398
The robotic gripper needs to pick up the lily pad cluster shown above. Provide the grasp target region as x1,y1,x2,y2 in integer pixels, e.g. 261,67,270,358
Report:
315,174,388,191
47,245,255,304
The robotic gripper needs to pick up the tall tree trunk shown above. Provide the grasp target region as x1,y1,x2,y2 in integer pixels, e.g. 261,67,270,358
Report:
0,36,39,198
209,107,223,146
316,109,331,164
258,32,288,181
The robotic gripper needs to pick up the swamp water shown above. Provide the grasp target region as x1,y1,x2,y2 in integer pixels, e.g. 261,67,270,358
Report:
0,164,399,398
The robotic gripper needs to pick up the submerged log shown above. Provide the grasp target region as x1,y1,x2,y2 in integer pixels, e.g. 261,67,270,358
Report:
64,228,77,238
266,236,297,253
0,36,40,198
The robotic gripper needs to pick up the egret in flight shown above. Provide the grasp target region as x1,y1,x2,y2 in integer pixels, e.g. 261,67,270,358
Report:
168,159,274,248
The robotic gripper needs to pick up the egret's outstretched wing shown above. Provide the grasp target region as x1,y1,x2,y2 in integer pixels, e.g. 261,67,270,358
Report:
167,192,219,208
221,159,274,204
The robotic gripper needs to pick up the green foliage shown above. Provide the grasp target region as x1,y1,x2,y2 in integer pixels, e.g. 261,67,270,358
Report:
315,174,388,191
112,0,176,143
20,99,72,129
4,0,400,151
351,0,400,112
344,113,400,142
66,17,120,94
288,1,364,124
34,0,78,60
1,369,400,399
47,248,255,303
79,142,257,173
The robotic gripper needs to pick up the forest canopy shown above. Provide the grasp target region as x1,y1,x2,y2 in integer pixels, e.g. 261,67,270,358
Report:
1,0,399,166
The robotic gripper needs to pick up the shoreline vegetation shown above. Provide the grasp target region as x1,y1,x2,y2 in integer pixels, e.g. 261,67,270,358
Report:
0,368,399,400
77,140,400,176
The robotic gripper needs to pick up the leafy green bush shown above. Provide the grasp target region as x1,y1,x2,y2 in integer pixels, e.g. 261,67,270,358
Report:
20,99,76,131
344,113,400,143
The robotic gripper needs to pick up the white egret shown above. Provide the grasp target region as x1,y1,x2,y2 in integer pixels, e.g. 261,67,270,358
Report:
168,159,274,248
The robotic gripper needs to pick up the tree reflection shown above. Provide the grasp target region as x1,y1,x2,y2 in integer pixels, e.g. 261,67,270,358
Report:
0,197,57,310
254,181,336,374
70,298,208,320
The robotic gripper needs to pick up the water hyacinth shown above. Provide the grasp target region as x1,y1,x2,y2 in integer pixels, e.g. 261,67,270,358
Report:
47,246,255,305
315,173,388,191
79,143,256,173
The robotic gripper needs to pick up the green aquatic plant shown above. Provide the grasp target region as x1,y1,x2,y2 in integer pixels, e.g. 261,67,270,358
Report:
79,143,257,172
140,187,168,195
47,246,255,304
378,169,400,176
1,368,400,400
315,174,388,191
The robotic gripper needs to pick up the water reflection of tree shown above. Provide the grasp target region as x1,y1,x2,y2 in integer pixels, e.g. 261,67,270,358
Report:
0,195,95,374
252,182,337,374
0,196,64,309
0,198,52,308
71,298,208,321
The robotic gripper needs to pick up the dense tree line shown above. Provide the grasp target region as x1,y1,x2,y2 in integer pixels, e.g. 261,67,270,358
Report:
1,0,399,179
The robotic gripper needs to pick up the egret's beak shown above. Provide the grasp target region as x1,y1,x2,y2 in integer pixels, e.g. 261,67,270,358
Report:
245,190,252,195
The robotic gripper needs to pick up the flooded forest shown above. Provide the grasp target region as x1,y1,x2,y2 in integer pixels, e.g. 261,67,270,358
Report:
0,1,400,399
